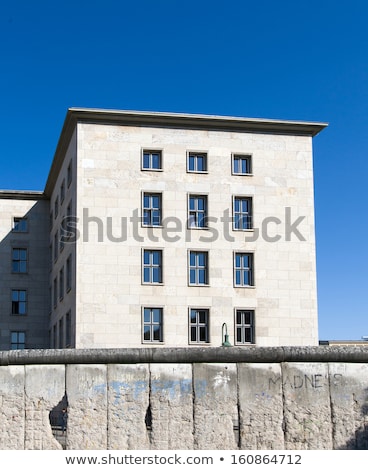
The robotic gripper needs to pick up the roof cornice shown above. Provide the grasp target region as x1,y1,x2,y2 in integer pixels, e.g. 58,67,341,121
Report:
68,107,328,137
0,190,46,201
44,107,328,196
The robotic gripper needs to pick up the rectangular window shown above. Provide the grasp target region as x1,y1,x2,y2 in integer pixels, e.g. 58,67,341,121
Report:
189,251,208,285
54,231,58,261
232,154,252,175
60,179,65,204
59,267,64,301
235,309,255,344
11,331,25,350
189,308,209,343
13,217,28,232
59,318,64,349
12,248,27,273
143,250,162,284
53,324,57,348
67,160,72,187
142,150,162,170
143,307,163,342
66,255,72,291
54,197,59,219
65,311,71,347
53,277,57,308
187,152,207,173
143,193,162,226
11,289,27,315
234,253,254,287
188,195,208,228
233,196,252,230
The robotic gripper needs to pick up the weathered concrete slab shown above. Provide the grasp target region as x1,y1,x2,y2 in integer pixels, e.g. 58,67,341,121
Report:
282,362,332,449
329,363,368,449
150,364,193,450
0,365,24,449
193,363,238,449
66,364,107,449
25,365,65,449
107,364,150,449
238,363,284,449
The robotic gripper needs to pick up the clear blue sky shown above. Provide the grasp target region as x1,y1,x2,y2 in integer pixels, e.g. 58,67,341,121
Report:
0,0,366,340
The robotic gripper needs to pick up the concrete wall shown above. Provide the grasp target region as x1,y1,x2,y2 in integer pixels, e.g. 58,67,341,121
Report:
1,347,368,450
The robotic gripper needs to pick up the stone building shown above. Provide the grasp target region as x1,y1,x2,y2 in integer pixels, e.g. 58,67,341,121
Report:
0,108,327,350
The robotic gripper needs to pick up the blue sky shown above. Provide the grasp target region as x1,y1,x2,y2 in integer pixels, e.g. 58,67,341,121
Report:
0,0,366,340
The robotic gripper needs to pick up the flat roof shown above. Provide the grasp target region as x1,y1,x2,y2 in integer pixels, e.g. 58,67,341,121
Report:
0,190,46,200
44,107,328,196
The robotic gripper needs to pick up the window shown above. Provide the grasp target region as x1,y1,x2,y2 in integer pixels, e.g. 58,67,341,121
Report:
232,154,252,175
233,197,252,230
189,308,209,343
12,248,27,273
11,289,27,315
59,318,64,349
53,277,57,308
67,160,72,187
143,193,162,226
143,250,162,284
234,253,254,287
65,311,71,347
53,324,57,348
143,307,163,342
11,331,25,350
59,267,64,301
66,255,72,291
235,309,255,344
142,149,162,170
13,217,28,232
189,251,208,285
60,179,65,204
188,195,207,228
187,152,207,172
54,231,58,262
54,197,59,219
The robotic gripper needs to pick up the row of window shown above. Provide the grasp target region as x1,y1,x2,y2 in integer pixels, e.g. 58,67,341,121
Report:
51,159,72,227
52,254,73,308
143,193,253,229
142,150,252,175
143,250,254,287
51,310,71,349
143,307,255,344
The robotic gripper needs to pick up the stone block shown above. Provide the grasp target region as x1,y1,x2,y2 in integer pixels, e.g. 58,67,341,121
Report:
107,364,150,449
282,362,332,449
193,363,238,449
150,363,193,450
238,363,284,449
25,365,65,449
66,364,107,449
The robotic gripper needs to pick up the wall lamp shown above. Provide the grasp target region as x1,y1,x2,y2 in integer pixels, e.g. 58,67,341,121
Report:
222,322,232,347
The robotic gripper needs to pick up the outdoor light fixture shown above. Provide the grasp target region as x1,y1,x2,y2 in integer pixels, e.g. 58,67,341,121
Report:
222,322,232,347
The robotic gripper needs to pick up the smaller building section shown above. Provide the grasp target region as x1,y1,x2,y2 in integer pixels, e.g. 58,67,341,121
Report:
0,191,49,350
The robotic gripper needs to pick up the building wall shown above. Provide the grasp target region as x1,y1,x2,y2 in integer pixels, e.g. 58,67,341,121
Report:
74,122,317,348
0,197,49,349
49,130,77,348
0,347,367,450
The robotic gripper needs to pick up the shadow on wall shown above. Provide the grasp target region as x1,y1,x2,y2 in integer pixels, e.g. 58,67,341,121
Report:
0,199,49,350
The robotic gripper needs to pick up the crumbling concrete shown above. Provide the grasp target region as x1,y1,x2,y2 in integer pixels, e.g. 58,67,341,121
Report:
1,347,368,450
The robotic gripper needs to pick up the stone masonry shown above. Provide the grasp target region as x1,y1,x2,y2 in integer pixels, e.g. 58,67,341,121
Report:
1,347,368,450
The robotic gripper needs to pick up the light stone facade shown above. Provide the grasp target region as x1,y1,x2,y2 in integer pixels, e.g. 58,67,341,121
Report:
0,108,327,350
